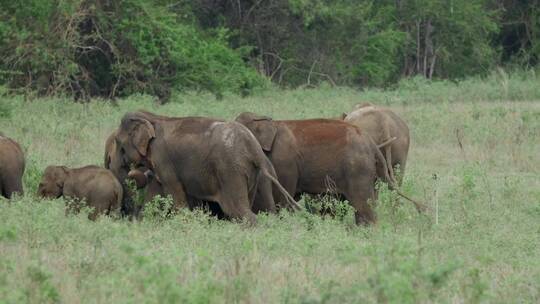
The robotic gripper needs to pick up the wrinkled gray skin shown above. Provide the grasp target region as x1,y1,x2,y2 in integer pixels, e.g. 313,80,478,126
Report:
0,133,25,198
113,111,296,224
342,103,410,184
235,112,393,224
37,165,123,220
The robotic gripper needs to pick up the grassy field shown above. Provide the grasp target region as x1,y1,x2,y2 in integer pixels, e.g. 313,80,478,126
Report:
0,76,539,303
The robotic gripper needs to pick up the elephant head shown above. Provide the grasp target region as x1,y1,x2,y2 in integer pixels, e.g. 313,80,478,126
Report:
235,112,277,152
37,166,68,198
127,168,155,189
115,112,156,168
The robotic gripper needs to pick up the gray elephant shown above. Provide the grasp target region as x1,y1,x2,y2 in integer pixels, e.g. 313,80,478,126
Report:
342,103,410,184
235,112,401,224
0,133,25,198
112,111,298,225
106,131,226,219
37,165,123,220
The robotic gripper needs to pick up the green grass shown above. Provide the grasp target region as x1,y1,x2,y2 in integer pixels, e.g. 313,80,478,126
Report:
0,77,539,303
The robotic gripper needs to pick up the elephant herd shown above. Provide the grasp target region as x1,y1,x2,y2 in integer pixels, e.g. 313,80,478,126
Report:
0,103,420,225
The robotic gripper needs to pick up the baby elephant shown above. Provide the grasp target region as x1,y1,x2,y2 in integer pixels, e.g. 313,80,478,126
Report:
37,165,123,220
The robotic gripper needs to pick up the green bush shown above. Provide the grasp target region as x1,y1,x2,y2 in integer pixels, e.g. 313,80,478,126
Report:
141,194,176,222
0,0,265,100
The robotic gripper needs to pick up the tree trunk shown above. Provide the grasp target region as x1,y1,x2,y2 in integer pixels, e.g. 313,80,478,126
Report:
416,19,421,74
424,18,435,78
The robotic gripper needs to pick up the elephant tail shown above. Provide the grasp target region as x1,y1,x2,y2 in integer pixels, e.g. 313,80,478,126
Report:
372,140,428,213
376,137,397,149
379,135,398,184
261,169,302,211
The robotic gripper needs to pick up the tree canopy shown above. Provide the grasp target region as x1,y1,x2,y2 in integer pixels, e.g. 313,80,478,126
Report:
0,0,538,100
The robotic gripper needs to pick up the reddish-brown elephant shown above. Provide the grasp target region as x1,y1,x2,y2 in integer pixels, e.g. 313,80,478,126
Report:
235,112,395,224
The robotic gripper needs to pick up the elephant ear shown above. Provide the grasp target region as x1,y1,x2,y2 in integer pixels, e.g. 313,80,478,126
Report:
53,166,69,188
252,118,277,152
129,117,156,157
104,131,116,168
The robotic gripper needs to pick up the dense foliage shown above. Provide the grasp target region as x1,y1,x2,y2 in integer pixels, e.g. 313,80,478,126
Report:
0,0,539,99
0,0,264,100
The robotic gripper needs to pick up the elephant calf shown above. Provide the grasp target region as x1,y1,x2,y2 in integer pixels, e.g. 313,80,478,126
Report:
37,165,123,220
0,133,25,199
342,103,410,184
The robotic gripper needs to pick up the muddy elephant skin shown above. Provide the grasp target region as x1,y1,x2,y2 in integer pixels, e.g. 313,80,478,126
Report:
235,112,391,224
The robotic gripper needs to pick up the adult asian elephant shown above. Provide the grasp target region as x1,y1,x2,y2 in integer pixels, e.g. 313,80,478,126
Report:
342,103,410,184
106,131,225,219
0,133,25,199
113,111,298,224
235,112,425,224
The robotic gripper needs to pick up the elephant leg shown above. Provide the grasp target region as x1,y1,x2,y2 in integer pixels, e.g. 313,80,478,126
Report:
144,179,164,203
89,201,111,220
88,205,102,221
0,180,5,199
343,176,376,225
217,175,257,225
253,175,276,213
384,145,397,183
395,158,407,186
271,162,298,207
3,175,23,198
161,181,188,211
108,193,122,217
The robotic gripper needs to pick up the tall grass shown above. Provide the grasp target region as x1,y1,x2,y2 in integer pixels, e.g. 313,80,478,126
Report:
0,75,539,303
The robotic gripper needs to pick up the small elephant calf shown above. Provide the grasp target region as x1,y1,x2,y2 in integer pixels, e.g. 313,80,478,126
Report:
37,165,123,220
